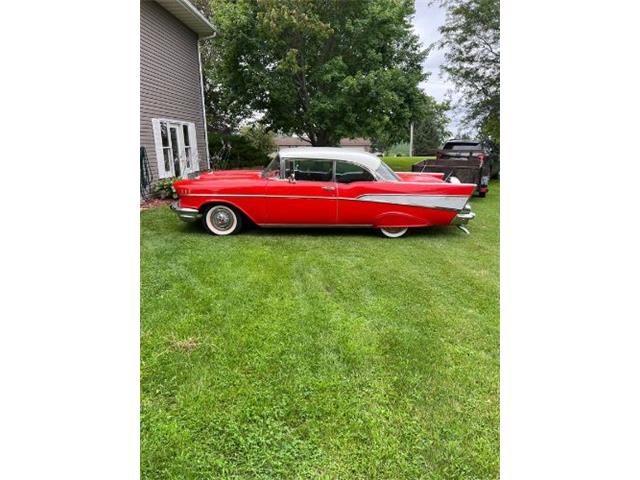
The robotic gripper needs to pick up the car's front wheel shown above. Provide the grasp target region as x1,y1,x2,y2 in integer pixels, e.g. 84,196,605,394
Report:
379,227,408,238
202,204,242,236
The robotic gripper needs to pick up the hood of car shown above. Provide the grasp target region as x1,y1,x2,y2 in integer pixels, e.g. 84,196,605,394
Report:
198,169,263,179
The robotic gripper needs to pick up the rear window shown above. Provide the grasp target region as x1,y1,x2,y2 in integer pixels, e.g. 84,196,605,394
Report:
335,161,375,183
443,142,481,151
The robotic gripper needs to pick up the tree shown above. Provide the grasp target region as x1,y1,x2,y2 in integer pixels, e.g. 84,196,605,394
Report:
437,0,500,142
412,97,450,151
240,123,277,155
190,0,245,133
209,0,428,146
373,94,449,153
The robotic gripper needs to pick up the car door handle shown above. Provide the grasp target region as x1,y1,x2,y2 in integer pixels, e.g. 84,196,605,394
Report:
321,186,336,191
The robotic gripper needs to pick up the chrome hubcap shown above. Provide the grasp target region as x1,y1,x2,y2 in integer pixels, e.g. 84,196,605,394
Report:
383,228,404,234
211,208,233,230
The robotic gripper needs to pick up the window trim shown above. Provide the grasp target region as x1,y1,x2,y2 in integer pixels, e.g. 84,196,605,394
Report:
277,157,380,183
283,157,335,183
334,160,376,184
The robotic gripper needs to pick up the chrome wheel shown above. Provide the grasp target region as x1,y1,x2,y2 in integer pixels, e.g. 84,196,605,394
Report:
380,227,408,238
204,205,240,235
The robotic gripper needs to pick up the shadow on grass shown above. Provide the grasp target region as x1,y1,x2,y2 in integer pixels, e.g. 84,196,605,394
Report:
176,221,463,239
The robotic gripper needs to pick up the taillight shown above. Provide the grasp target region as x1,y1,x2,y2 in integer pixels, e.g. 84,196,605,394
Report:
478,153,485,165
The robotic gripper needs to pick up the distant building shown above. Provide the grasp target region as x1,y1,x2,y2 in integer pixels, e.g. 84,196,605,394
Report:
274,136,373,153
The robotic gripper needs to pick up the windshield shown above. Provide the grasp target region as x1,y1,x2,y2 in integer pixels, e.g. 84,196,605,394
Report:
262,155,281,178
375,161,400,182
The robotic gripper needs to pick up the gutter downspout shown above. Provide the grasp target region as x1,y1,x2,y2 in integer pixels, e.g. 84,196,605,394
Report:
197,40,212,170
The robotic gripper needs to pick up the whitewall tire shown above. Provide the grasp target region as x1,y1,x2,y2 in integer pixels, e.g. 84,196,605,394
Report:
379,227,409,238
203,205,242,236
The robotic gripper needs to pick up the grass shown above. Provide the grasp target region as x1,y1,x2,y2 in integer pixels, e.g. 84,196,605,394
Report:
141,180,500,479
382,156,435,171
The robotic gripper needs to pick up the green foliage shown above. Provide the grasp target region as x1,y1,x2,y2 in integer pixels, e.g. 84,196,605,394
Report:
413,97,451,152
140,181,500,478
208,132,272,170
153,178,178,199
438,0,500,143
190,0,246,133
240,124,277,156
209,0,428,145
386,142,411,156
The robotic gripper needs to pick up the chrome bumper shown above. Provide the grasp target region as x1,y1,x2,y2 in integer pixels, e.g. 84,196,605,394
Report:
451,203,476,226
170,201,201,223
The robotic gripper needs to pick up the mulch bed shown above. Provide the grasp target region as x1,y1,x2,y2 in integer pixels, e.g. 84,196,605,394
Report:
140,198,173,210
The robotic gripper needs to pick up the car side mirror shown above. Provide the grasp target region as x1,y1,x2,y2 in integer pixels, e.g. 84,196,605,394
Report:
288,173,296,183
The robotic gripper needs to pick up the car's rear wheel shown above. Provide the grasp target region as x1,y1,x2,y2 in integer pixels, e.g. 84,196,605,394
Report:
202,204,242,236
379,227,408,238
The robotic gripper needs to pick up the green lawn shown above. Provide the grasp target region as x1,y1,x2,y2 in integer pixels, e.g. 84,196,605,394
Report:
382,156,435,171
141,181,500,479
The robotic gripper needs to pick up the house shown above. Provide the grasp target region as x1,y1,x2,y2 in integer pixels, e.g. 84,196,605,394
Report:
140,0,214,188
274,135,373,153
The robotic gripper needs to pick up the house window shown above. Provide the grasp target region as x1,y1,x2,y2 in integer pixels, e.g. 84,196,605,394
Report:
160,123,171,172
182,124,192,170
152,119,198,179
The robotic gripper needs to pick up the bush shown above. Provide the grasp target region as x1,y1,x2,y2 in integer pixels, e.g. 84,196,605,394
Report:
241,124,276,156
208,130,273,170
154,178,178,199
386,142,410,157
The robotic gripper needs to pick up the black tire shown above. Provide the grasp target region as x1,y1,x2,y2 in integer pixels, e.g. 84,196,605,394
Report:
478,191,487,198
201,204,242,236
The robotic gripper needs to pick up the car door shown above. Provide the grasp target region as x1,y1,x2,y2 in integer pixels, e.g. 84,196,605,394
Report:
264,158,337,225
334,160,378,225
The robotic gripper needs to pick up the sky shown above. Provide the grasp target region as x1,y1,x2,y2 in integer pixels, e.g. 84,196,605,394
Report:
411,1,463,134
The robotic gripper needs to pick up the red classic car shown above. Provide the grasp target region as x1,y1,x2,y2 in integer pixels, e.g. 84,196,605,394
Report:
170,148,476,238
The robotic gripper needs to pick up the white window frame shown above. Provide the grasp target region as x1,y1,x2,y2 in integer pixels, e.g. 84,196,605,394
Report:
151,118,199,179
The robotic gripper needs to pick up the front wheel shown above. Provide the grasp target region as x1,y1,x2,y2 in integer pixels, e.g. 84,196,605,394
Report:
202,204,242,236
379,227,408,238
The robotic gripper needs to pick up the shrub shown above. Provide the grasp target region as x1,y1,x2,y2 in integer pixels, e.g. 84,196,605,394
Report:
386,142,410,156
241,124,276,156
208,130,273,170
154,178,178,199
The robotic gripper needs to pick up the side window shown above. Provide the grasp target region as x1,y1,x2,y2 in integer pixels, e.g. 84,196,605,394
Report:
335,161,375,183
286,159,334,182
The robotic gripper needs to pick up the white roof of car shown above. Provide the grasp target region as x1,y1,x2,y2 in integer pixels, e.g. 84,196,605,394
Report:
279,147,381,171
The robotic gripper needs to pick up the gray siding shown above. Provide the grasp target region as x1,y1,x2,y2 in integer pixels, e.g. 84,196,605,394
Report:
140,0,208,183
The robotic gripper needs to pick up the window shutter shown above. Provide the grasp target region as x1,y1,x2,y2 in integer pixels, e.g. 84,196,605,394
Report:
188,122,200,172
151,119,170,179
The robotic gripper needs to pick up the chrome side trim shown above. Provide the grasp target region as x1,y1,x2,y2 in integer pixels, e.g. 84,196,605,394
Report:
356,194,469,211
181,193,470,211
184,193,332,199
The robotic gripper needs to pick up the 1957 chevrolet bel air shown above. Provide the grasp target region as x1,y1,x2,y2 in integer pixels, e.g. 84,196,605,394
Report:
171,147,476,238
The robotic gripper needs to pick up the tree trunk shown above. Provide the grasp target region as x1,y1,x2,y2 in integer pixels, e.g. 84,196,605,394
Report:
310,130,337,147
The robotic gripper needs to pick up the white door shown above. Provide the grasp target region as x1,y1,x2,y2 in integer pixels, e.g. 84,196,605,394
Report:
152,119,198,178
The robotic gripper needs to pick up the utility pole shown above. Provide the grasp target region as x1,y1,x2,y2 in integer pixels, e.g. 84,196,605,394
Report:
409,122,414,157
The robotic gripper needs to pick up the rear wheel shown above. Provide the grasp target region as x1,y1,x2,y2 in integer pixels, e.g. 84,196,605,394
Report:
478,191,487,198
202,204,242,236
379,227,408,238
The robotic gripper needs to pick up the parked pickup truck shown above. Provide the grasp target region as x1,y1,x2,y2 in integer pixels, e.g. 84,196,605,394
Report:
412,139,499,197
